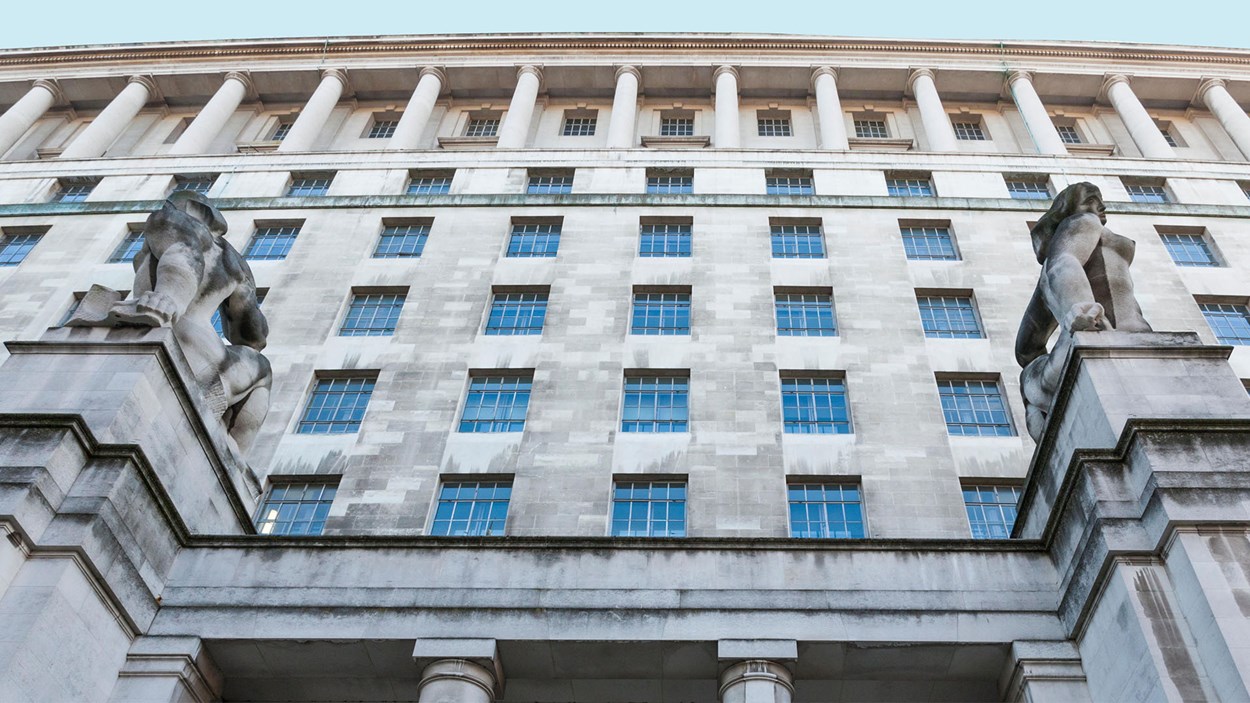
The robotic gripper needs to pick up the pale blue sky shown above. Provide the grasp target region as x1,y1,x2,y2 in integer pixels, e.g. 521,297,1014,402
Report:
1,0,1246,50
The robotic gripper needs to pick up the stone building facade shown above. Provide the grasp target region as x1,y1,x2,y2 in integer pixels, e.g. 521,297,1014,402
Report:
0,33,1249,702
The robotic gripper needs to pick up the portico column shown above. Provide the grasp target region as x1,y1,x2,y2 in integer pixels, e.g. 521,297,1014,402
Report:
719,661,794,703
417,659,497,703
811,66,849,150
606,65,641,148
1197,78,1250,159
1101,74,1172,158
496,65,542,148
1007,70,1068,155
60,75,156,159
277,68,348,152
389,67,446,150
169,71,252,155
0,79,62,157
907,68,958,151
713,65,741,148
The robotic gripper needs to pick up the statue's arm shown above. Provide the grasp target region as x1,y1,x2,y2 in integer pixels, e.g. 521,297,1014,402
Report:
222,283,268,351
1015,280,1057,367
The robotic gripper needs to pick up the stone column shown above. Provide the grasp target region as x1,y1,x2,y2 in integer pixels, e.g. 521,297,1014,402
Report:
388,67,446,150
713,66,741,148
496,65,542,149
1007,71,1068,155
719,661,794,703
907,68,958,151
60,75,156,159
811,67,849,150
606,65,641,148
1197,78,1250,159
277,68,348,153
1101,74,1172,158
0,79,62,157
417,659,497,703
169,71,252,155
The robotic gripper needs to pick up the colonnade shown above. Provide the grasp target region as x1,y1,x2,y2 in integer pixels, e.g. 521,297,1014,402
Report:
3,63,1250,160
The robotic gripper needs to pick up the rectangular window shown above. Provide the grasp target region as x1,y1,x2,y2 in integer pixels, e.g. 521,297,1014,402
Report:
757,111,792,137
900,224,959,261
611,481,686,537
254,481,338,536
459,373,533,432
775,292,836,337
660,116,694,137
963,484,1020,539
937,378,1015,437
770,223,825,259
244,224,301,261
173,175,216,195
639,221,692,258
1005,177,1051,200
367,119,398,139
430,481,512,536
918,295,983,338
766,170,814,195
631,292,691,335
1199,302,1250,345
506,222,561,258
647,169,693,194
297,376,375,434
788,483,865,538
287,173,333,197
55,180,96,203
0,230,43,267
1159,231,1219,267
485,291,548,335
1054,123,1082,145
464,116,500,137
407,171,453,195
887,176,934,197
952,119,987,141
562,113,597,136
527,172,574,194
108,229,145,263
374,222,431,258
270,120,293,141
1124,181,1170,204
340,292,406,336
622,375,689,433
781,376,851,434
1157,122,1180,148
854,119,889,139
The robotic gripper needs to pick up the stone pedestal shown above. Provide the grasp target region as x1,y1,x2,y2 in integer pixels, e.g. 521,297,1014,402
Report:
0,327,256,701
1016,331,1250,703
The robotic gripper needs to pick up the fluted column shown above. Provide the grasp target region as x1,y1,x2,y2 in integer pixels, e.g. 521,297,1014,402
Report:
1007,71,1068,155
277,68,348,152
811,67,848,150
417,659,496,703
60,75,156,159
1198,78,1250,160
1101,74,1172,158
907,69,958,151
389,67,446,150
0,79,62,157
496,65,542,149
169,71,251,155
606,65,641,148
713,66,741,148
719,660,794,703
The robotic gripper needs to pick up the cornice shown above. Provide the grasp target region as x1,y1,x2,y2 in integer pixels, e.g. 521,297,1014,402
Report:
3,34,1250,70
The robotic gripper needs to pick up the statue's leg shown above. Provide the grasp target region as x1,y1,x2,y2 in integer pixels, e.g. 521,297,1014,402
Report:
228,386,269,454
217,348,272,453
1044,216,1108,332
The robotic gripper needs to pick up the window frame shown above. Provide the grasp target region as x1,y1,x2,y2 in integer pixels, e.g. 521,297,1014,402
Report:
428,478,513,537
107,226,146,264
962,482,1021,540
638,218,693,258
338,288,408,337
621,371,690,434
407,170,454,195
243,221,304,262
457,370,535,433
373,218,433,259
630,288,692,336
484,287,550,336
610,478,688,537
916,291,985,339
774,288,837,337
769,219,826,259
899,220,961,262
779,372,853,435
253,478,340,536
0,227,46,267
935,375,1016,437
787,480,867,538
886,173,935,197
295,373,378,435
286,172,334,198
1197,298,1250,345
505,219,563,259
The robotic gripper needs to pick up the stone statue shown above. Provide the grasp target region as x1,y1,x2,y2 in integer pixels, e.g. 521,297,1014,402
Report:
1015,182,1152,440
67,191,272,453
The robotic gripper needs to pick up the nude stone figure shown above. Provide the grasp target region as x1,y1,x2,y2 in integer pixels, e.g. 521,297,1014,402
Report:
67,191,271,453
1015,182,1152,440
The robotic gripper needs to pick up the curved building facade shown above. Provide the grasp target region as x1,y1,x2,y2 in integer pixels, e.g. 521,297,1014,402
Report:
1,33,1250,702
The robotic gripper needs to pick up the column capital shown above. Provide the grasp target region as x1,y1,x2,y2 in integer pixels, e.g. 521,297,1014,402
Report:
126,74,161,102
614,65,642,83
516,64,543,82
223,71,257,100
1098,73,1132,102
810,65,838,89
712,64,740,90
718,660,795,698
906,67,937,94
31,78,66,106
1195,77,1228,103
320,68,351,92
1006,69,1034,87
418,66,448,88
